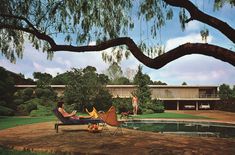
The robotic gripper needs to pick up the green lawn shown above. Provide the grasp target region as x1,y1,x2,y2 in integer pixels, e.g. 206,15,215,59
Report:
0,116,56,130
0,147,53,155
131,112,213,119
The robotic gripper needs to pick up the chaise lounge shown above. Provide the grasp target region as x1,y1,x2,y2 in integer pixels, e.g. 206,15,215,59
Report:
53,108,103,133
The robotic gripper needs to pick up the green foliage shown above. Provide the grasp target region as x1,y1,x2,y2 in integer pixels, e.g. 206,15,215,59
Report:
35,88,44,98
16,101,37,116
93,89,112,112
142,109,154,114
111,76,131,85
51,72,71,85
200,28,209,43
152,99,165,113
33,72,52,88
23,88,34,97
112,97,132,113
16,104,28,115
16,98,55,116
219,84,234,99
142,100,165,114
182,82,187,85
0,67,15,108
22,88,34,101
133,65,152,108
106,62,123,81
64,66,112,112
30,105,53,117
0,105,14,116
215,100,235,112
34,88,57,100
153,81,167,85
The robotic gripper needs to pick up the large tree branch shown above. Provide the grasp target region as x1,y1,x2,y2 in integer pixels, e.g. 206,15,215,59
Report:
0,14,38,32
50,37,235,69
0,23,56,47
164,0,235,43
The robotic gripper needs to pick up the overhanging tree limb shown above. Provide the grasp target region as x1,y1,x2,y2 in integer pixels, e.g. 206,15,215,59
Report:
164,0,235,43
1,22,235,69
49,38,235,69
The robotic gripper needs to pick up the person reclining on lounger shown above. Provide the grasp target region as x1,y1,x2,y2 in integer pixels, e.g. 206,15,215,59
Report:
57,101,91,120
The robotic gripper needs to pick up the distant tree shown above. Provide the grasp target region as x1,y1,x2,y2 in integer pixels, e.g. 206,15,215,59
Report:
98,74,110,85
133,65,152,109
112,76,131,85
0,67,15,109
153,81,167,85
219,84,233,100
106,62,123,82
64,66,112,112
124,68,136,82
33,72,53,88
51,72,71,85
182,82,187,85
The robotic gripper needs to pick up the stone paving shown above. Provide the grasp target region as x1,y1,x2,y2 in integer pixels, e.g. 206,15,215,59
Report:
0,111,235,155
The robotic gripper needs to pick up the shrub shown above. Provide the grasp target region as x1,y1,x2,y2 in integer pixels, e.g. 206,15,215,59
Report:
13,99,24,106
93,89,113,112
215,100,235,112
35,88,44,98
30,105,53,117
35,88,57,100
142,109,154,114
26,102,38,113
16,99,40,115
143,99,165,113
152,99,165,113
23,88,34,97
16,104,28,115
112,97,132,113
0,105,14,116
42,88,57,100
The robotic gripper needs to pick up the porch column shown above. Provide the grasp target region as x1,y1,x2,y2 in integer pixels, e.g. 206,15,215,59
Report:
177,101,179,111
196,101,198,111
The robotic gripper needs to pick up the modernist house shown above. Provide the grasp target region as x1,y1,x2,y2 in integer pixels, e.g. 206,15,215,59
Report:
15,85,220,110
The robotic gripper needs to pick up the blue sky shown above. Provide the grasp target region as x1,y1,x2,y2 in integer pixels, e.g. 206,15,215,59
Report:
0,1,235,86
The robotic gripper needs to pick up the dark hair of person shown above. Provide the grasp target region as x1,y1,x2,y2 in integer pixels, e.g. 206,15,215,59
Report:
57,101,64,108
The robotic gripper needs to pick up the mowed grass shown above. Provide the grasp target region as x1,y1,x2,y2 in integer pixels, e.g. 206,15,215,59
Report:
132,112,213,119
0,147,53,155
0,116,56,130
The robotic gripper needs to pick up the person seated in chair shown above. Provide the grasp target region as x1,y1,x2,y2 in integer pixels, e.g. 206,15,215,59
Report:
57,101,91,120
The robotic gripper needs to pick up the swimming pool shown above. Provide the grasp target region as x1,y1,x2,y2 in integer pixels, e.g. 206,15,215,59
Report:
123,120,235,138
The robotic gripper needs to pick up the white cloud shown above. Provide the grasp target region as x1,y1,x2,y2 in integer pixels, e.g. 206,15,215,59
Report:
185,21,202,32
144,54,235,86
165,33,213,51
45,67,64,77
33,62,44,72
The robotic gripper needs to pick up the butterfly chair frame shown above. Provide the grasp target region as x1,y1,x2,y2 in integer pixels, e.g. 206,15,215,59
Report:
98,106,123,136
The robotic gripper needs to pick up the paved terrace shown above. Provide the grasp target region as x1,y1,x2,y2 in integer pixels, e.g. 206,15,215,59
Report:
0,111,235,155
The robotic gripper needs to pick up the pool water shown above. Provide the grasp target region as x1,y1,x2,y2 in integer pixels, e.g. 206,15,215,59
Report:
123,120,235,138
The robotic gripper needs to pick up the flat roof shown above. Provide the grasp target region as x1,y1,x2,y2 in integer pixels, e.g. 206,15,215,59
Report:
15,85,218,88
